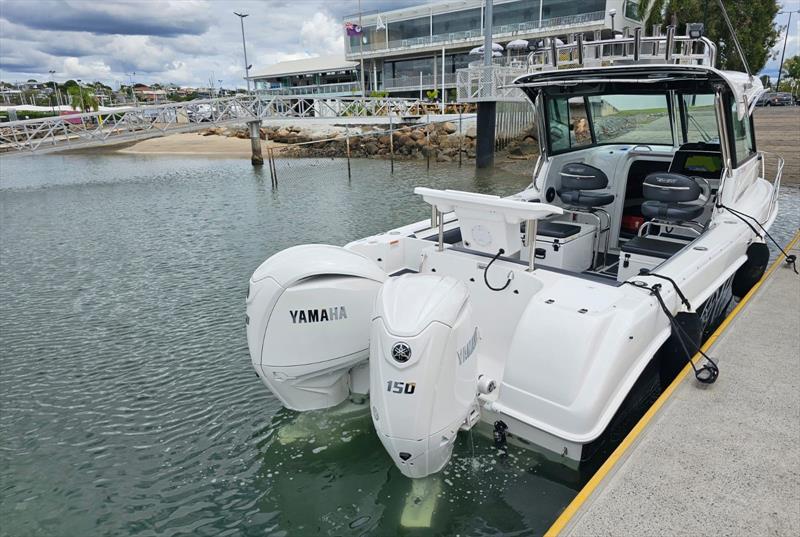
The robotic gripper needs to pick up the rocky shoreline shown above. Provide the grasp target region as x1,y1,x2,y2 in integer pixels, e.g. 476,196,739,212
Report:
197,121,539,162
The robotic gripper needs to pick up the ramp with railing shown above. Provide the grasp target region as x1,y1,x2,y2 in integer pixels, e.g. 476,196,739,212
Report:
0,95,441,155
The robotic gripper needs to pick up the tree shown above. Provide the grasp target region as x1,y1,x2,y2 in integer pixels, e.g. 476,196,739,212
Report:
68,86,99,112
759,74,771,89
640,0,780,73
781,55,800,82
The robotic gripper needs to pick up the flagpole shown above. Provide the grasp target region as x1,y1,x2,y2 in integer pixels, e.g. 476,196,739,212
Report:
358,0,366,101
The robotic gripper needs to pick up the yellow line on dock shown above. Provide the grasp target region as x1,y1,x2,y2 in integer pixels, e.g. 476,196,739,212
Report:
544,230,800,537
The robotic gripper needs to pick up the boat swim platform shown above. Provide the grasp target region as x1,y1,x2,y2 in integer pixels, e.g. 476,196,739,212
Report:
548,231,800,537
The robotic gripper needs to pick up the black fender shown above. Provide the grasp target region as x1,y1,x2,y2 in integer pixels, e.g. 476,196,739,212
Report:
732,242,769,298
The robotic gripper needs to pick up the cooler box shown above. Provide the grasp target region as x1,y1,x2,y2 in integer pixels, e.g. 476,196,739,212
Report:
529,221,595,272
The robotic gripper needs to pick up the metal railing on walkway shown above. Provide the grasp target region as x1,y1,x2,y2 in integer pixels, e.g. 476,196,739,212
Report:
0,95,452,155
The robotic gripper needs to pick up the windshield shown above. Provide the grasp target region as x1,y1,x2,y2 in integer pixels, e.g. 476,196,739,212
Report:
545,93,674,153
683,94,719,144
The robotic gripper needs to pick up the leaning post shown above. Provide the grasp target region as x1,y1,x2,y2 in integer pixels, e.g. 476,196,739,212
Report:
247,119,263,166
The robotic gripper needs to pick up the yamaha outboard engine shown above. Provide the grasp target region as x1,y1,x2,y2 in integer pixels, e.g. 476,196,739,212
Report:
370,275,479,478
246,245,386,411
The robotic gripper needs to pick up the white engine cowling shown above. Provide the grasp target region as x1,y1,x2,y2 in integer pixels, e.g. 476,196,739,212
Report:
370,274,479,478
246,245,386,411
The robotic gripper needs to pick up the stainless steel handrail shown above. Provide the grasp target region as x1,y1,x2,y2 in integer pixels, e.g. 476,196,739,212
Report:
760,150,784,220
525,30,717,69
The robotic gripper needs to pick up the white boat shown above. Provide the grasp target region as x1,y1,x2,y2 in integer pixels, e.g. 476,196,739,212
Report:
245,28,784,479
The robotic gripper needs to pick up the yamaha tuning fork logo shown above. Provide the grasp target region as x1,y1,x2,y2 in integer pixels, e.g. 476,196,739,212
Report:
391,342,412,363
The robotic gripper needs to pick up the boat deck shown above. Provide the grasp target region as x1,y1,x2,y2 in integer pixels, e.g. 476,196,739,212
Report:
549,231,800,537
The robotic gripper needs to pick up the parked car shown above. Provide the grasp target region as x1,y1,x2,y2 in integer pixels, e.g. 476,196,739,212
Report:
759,92,794,106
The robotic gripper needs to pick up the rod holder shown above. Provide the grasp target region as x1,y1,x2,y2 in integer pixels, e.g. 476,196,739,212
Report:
665,25,675,62
576,34,584,65
526,219,538,271
437,210,445,252
633,27,641,61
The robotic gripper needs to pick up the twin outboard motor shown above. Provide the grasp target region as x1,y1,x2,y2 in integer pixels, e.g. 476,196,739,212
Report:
247,247,479,478
370,275,479,478
246,245,386,411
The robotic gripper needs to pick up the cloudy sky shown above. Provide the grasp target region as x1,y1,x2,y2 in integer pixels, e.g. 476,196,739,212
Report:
0,0,797,88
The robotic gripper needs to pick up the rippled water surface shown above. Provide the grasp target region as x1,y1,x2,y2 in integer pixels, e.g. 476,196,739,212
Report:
1,153,798,537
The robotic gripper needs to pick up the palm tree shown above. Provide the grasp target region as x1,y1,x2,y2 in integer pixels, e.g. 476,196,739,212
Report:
68,86,99,112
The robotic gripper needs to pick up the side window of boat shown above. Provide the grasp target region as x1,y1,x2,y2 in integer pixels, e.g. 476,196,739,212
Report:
547,96,591,153
683,94,719,144
730,99,756,166
547,97,571,153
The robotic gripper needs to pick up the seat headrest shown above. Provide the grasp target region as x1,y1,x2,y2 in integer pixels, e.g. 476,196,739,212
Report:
559,163,608,191
643,172,701,203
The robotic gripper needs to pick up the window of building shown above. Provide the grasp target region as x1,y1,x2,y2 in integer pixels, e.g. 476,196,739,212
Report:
387,16,431,43
432,8,481,35
493,1,540,28
384,57,435,81
541,0,604,20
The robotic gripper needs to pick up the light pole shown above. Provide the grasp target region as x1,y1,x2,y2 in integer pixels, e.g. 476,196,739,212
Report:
776,10,799,91
127,72,137,105
358,0,366,100
48,69,58,114
234,12,252,94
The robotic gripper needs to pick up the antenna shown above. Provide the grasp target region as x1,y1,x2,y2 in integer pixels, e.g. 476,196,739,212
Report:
715,0,752,79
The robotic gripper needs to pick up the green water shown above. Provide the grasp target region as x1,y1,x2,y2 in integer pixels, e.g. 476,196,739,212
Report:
0,154,582,537
2,153,797,536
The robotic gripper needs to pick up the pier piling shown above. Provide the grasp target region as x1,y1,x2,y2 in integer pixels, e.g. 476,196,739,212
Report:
247,120,263,166
389,114,394,174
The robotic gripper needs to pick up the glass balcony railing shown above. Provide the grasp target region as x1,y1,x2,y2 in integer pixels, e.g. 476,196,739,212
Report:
346,10,606,55
382,73,457,90
256,82,361,97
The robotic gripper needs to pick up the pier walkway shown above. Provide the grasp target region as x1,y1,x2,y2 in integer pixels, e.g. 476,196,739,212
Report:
0,95,437,156
550,232,800,537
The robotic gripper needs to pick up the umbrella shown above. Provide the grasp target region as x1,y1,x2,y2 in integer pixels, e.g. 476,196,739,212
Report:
469,47,482,55
506,39,529,50
472,42,504,54
492,51,502,57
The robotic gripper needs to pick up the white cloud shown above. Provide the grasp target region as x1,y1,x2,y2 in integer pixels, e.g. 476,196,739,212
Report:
62,57,113,80
300,12,345,56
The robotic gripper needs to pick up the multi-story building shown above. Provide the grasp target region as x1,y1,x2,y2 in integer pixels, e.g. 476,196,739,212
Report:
249,55,361,97
343,0,643,97
246,1,643,99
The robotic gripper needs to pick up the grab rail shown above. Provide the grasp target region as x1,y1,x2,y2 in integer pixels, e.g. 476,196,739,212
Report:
525,29,717,70
759,151,784,220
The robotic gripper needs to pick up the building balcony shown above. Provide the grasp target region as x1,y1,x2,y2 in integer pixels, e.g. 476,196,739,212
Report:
345,10,606,60
382,73,457,92
256,81,362,98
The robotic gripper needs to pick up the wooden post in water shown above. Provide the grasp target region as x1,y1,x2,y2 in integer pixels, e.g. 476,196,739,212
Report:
269,148,278,187
426,112,430,171
345,126,352,180
267,146,275,185
458,110,463,168
389,113,394,174
247,119,263,166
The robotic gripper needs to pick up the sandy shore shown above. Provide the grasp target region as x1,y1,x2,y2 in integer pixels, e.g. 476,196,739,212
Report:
112,109,798,185
116,132,284,157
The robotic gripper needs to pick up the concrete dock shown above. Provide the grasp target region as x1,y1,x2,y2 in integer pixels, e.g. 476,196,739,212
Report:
550,233,800,537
